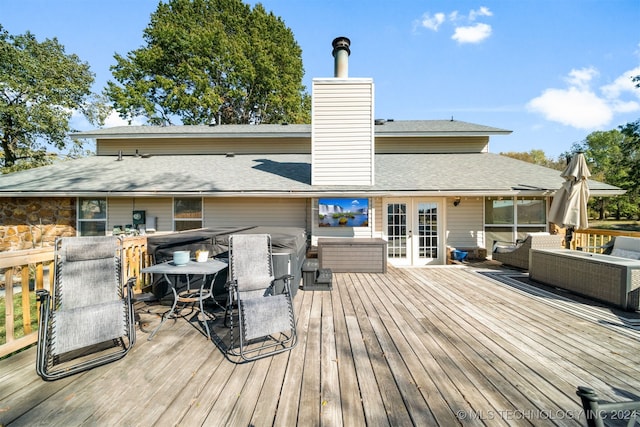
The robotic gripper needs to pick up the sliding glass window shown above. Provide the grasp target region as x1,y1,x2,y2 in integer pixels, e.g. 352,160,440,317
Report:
485,197,546,246
174,197,203,231
78,198,107,236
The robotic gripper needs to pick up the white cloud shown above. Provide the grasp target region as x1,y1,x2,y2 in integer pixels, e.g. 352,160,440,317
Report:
564,67,598,90
610,99,640,113
452,23,492,44
469,6,492,20
420,12,445,31
600,66,640,99
417,6,493,44
70,108,145,132
527,66,640,129
528,87,612,128
103,110,145,127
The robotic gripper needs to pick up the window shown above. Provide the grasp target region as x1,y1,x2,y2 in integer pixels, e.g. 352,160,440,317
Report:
78,198,107,236
485,197,546,244
174,197,203,231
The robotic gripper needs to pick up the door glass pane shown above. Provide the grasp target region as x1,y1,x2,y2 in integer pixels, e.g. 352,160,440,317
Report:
417,202,438,258
387,203,406,258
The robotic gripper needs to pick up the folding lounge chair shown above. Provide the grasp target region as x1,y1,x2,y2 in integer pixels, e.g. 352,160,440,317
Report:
225,234,297,362
36,236,136,380
576,386,640,427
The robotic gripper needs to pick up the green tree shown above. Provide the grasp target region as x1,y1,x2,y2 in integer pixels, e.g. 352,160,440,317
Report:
619,119,640,204
106,0,310,126
500,149,565,170
571,129,632,219
0,25,106,173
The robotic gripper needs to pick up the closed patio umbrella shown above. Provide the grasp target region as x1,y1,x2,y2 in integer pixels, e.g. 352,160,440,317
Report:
548,152,591,248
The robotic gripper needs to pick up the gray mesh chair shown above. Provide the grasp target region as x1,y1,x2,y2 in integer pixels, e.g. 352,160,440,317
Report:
36,236,136,380
577,386,640,427
225,234,296,362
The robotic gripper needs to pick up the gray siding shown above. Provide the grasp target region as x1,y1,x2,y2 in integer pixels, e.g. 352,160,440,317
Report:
376,136,489,153
97,137,309,156
107,198,173,233
445,197,485,248
204,198,307,229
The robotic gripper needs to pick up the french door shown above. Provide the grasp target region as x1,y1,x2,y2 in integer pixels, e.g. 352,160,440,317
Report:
385,198,443,266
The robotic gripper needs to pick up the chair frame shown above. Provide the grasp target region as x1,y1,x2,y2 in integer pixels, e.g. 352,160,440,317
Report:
225,234,297,362
577,386,640,427
36,236,136,381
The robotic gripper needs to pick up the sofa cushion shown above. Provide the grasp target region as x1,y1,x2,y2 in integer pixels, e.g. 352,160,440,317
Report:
613,236,640,252
610,248,640,260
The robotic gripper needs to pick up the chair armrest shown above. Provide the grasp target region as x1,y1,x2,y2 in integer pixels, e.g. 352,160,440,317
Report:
492,240,518,253
493,240,516,246
273,274,294,283
36,289,50,303
124,277,137,298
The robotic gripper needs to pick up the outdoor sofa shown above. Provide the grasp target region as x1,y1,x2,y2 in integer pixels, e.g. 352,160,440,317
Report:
529,236,640,310
492,232,564,270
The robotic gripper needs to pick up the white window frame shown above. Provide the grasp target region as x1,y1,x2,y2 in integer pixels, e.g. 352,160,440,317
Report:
173,197,203,231
77,197,107,236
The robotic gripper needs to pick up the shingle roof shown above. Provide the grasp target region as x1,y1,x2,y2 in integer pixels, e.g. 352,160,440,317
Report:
0,153,621,197
70,119,512,140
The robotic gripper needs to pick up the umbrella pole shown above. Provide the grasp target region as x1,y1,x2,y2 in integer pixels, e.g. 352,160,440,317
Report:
565,226,574,249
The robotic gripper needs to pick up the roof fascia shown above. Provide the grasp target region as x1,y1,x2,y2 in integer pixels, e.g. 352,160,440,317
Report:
70,131,310,140
2,189,624,198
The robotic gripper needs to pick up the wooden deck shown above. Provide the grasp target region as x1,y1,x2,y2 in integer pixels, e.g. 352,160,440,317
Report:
2,264,639,426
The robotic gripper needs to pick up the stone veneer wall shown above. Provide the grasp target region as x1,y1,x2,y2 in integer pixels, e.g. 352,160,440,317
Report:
0,197,77,252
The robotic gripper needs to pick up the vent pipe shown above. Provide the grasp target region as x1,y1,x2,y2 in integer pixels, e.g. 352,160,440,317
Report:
332,36,351,78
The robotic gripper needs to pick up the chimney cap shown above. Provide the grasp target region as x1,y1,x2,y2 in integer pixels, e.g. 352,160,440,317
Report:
332,36,351,56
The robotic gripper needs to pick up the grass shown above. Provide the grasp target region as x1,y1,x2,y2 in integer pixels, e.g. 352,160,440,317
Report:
589,219,640,232
0,290,39,345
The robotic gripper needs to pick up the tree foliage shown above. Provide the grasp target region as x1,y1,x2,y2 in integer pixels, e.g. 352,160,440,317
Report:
500,149,565,170
570,129,632,219
619,120,640,192
0,25,106,173
567,120,640,220
106,0,310,126
500,122,640,221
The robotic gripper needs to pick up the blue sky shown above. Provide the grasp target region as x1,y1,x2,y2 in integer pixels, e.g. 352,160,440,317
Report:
2,0,639,158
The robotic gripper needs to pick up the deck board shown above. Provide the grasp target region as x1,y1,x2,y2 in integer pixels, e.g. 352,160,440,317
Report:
2,264,639,426
331,271,366,427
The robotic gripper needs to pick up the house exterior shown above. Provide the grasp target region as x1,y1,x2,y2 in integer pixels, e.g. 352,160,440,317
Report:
0,37,623,265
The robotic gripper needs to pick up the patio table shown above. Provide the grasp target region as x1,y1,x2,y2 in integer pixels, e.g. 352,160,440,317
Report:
141,258,228,341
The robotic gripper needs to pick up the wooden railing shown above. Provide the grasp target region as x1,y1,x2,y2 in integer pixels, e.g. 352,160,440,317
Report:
0,237,148,359
571,228,640,252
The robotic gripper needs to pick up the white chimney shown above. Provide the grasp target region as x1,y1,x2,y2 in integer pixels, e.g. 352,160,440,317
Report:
311,37,375,186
